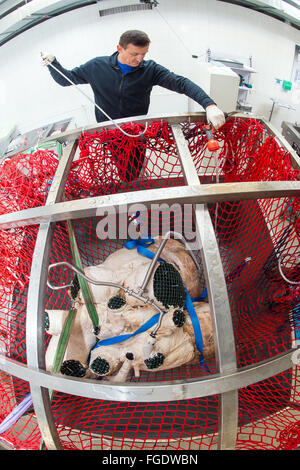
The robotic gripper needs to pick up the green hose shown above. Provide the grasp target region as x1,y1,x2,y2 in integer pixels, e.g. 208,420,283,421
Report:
67,220,99,333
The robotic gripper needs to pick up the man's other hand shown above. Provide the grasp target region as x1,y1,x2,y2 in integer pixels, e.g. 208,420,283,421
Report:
206,105,225,130
41,53,55,66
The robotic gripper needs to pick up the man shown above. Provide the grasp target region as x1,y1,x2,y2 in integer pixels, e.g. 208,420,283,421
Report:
41,29,225,128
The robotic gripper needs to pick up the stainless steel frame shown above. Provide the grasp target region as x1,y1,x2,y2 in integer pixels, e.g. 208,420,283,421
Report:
0,181,298,230
173,123,238,449
0,348,294,401
0,112,299,450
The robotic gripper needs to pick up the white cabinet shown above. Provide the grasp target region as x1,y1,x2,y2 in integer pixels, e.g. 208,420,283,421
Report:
210,56,256,112
187,61,240,113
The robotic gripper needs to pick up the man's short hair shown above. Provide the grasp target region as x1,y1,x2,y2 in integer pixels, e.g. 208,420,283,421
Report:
119,30,150,48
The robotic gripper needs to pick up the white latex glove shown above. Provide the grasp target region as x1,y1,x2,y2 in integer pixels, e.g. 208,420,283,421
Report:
206,105,225,130
41,53,55,66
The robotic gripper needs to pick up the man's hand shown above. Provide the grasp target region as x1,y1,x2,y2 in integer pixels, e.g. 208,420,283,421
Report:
206,105,225,130
41,53,55,66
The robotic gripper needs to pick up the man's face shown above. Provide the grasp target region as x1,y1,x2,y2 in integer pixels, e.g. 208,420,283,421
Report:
117,43,149,67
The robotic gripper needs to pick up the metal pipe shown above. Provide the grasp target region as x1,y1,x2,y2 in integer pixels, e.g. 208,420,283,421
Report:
2,181,299,230
47,261,166,336
0,350,295,403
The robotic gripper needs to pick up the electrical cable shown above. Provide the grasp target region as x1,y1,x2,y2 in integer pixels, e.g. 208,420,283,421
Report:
154,7,194,58
154,7,208,60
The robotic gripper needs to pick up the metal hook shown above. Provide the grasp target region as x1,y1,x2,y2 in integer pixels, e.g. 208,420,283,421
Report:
47,261,165,336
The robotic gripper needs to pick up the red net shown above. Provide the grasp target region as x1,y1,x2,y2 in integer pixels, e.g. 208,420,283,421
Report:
67,121,184,199
0,150,59,215
0,118,299,450
277,419,300,450
0,373,39,450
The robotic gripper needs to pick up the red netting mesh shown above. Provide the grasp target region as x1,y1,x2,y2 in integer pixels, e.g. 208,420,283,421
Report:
67,121,184,199
0,372,38,449
0,150,59,215
277,419,300,450
0,118,299,450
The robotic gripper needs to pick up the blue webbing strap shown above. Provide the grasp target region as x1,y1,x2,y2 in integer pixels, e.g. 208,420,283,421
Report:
91,238,209,370
92,311,164,349
185,289,204,359
92,288,208,351
124,237,165,262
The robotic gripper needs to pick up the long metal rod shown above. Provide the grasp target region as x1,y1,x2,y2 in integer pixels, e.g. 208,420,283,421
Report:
172,124,238,450
3,111,263,158
0,350,295,403
25,141,78,450
0,181,298,230
195,205,238,449
137,230,202,296
38,111,249,148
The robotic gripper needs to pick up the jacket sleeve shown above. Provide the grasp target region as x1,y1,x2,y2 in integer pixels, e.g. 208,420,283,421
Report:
47,58,90,87
152,63,215,110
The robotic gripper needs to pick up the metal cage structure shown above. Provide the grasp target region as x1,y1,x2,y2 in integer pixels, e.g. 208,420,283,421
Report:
0,112,299,451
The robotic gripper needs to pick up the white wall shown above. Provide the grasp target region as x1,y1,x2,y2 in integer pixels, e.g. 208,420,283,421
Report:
0,0,299,134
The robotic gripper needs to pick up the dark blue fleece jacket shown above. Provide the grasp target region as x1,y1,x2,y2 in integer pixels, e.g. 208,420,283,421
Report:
48,51,215,123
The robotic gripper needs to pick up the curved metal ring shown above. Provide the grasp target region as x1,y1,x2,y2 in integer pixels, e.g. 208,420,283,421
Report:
278,253,300,285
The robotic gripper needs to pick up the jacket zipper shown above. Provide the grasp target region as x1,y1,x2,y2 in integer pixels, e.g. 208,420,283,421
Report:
115,61,143,116
118,74,124,116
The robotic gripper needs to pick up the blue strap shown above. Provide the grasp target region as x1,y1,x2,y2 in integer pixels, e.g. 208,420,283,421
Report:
92,291,208,352
90,237,166,355
185,289,206,367
124,237,165,262
92,311,164,350
189,289,207,304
